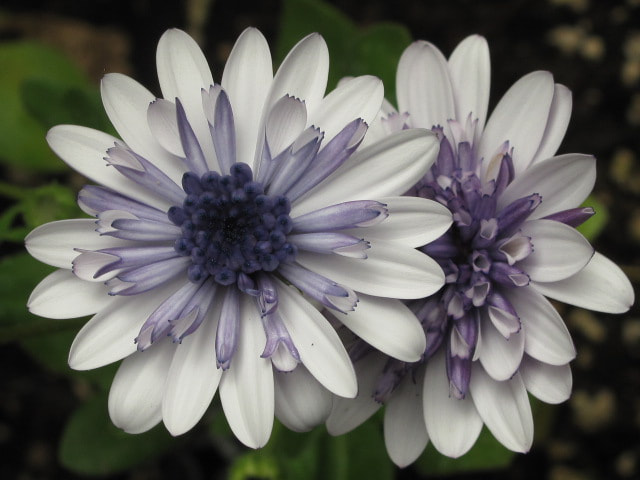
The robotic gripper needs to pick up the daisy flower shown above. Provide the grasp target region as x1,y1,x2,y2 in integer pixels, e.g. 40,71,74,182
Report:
326,35,634,466
25,28,452,448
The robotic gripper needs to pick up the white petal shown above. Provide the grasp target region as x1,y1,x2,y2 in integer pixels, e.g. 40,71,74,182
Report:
469,366,533,453
329,294,426,362
397,41,456,140
384,371,429,468
448,35,491,132
147,98,185,158
359,99,399,149
108,340,175,434
27,269,111,319
518,219,594,282
479,71,555,178
423,351,483,458
498,153,596,218
521,355,572,404
343,196,452,248
156,29,217,171
266,33,328,116
68,280,182,370
295,240,444,299
274,365,332,432
326,351,385,435
162,297,223,436
528,362,572,405
276,280,357,398
100,73,183,183
72,250,121,282
308,75,383,144
25,219,129,269
532,251,634,314
264,95,307,157
530,84,572,166
506,286,576,366
46,125,172,210
222,28,273,169
219,295,274,448
478,311,525,381
292,129,439,216
270,342,299,372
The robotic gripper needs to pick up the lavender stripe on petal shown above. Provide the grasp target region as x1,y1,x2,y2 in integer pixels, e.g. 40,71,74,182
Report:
285,118,368,202
292,200,388,233
102,217,182,241
78,185,169,222
374,358,411,403
92,246,179,277
215,287,241,370
279,262,357,313
211,89,236,174
268,127,323,196
496,194,542,238
176,98,209,177
288,232,370,259
169,278,218,341
106,145,185,205
543,207,595,228
489,261,530,287
256,273,278,317
135,280,202,350
414,297,447,359
107,256,190,295
493,151,515,197
486,291,521,338
259,311,300,363
446,311,479,399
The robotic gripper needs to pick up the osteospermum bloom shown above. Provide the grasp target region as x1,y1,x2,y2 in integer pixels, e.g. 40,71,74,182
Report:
25,29,452,447
327,35,634,466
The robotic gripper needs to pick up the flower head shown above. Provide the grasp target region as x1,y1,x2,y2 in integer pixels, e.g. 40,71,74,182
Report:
327,35,634,466
25,28,449,447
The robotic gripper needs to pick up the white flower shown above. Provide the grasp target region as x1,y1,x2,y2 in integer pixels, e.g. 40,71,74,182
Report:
25,28,451,447
326,34,634,467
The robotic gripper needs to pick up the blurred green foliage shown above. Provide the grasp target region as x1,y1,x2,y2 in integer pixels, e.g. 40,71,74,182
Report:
59,394,175,475
229,417,393,480
276,0,411,103
0,42,105,171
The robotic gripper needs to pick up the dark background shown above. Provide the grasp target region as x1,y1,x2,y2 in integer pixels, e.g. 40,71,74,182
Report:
1,0,639,479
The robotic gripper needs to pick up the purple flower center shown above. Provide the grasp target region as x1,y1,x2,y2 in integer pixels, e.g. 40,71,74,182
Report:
168,162,297,289
371,121,544,402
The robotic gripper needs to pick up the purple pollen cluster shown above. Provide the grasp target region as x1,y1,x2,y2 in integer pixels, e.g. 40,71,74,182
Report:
168,162,297,288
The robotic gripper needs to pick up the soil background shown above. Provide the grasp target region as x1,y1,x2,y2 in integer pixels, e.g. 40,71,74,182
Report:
1,0,639,479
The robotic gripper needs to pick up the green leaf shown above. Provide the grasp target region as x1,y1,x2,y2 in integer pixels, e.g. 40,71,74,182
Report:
20,183,83,229
0,253,54,331
577,195,609,241
277,0,409,102
21,78,112,133
59,394,175,475
0,41,91,172
0,182,83,244
415,427,515,476
229,451,280,480
350,23,412,103
227,417,393,480
20,326,118,391
276,0,356,90
319,418,393,480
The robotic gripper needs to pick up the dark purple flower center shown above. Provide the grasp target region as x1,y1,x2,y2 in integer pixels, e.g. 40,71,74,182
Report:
168,162,297,289
371,126,542,402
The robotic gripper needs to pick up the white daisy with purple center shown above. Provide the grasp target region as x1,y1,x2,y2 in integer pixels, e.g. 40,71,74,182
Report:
327,35,634,466
25,28,452,447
